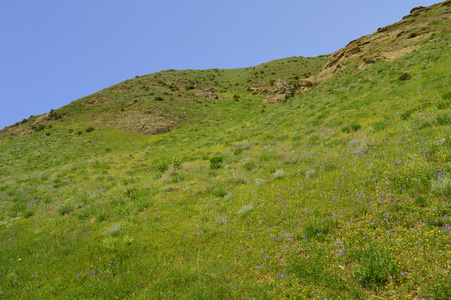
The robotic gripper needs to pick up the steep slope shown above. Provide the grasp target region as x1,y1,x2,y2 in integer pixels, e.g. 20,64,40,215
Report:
0,1,450,299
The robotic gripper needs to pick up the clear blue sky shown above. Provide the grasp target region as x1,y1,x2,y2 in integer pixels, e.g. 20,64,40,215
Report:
0,0,441,129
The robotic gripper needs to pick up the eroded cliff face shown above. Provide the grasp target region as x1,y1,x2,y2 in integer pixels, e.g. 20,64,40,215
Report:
299,1,451,94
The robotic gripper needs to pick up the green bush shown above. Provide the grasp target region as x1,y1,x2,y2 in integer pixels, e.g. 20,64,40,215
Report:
155,160,169,172
353,244,398,286
351,123,362,131
172,175,184,183
102,236,118,252
58,203,73,215
23,210,33,219
213,189,227,198
436,113,450,125
210,156,223,164
300,219,336,241
414,195,429,207
210,162,222,170
210,156,223,169
258,151,274,161
442,91,451,100
244,161,257,171
341,126,351,133
398,73,412,81
233,148,244,156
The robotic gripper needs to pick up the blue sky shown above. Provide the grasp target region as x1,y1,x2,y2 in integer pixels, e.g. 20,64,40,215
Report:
0,0,441,129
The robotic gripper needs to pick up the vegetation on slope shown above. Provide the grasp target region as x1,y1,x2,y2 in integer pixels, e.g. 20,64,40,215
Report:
1,2,450,299
0,55,328,137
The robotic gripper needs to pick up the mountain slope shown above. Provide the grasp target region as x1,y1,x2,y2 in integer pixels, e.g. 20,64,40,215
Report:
0,1,450,299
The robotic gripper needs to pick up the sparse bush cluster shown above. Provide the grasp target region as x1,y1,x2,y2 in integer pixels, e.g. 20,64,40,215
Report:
210,156,223,169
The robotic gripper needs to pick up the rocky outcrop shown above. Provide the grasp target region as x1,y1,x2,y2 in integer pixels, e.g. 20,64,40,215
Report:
192,88,219,99
0,110,61,137
263,79,296,104
116,112,180,135
299,1,449,93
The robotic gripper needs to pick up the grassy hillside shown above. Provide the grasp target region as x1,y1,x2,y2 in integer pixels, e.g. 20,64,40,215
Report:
1,3,451,299
0,55,328,137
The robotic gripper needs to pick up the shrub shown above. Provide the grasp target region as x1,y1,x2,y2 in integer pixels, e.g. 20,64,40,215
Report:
414,195,429,207
74,202,85,209
224,193,233,200
398,73,412,81
259,151,274,161
307,135,320,146
102,237,118,252
352,244,398,286
245,161,257,171
215,216,227,225
23,210,33,219
104,222,122,237
58,203,73,215
234,148,244,156
213,189,227,198
171,156,181,169
210,162,222,170
210,156,223,164
351,123,362,131
305,169,317,179
442,92,451,101
123,235,134,245
172,175,184,183
431,174,451,196
155,160,169,172
239,205,254,214
348,140,360,148
436,113,450,126
401,110,414,120
272,169,285,179
341,126,351,133
254,178,266,186
210,156,223,169
300,219,337,241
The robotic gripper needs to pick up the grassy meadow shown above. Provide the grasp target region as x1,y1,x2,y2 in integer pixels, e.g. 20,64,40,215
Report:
1,8,451,300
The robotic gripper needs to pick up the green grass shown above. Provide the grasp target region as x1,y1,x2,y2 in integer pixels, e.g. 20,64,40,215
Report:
1,5,451,299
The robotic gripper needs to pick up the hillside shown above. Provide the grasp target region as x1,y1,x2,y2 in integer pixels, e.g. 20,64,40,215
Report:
1,1,451,299
0,55,328,137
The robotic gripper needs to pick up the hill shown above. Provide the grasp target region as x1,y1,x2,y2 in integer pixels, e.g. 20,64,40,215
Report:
1,1,451,299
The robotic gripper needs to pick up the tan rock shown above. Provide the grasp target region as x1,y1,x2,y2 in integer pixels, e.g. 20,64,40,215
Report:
263,79,296,104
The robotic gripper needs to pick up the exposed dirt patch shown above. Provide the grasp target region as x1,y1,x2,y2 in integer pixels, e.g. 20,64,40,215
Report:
115,111,180,135
80,96,110,105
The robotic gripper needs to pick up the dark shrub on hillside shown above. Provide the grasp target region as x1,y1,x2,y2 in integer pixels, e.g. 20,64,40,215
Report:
398,73,412,81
